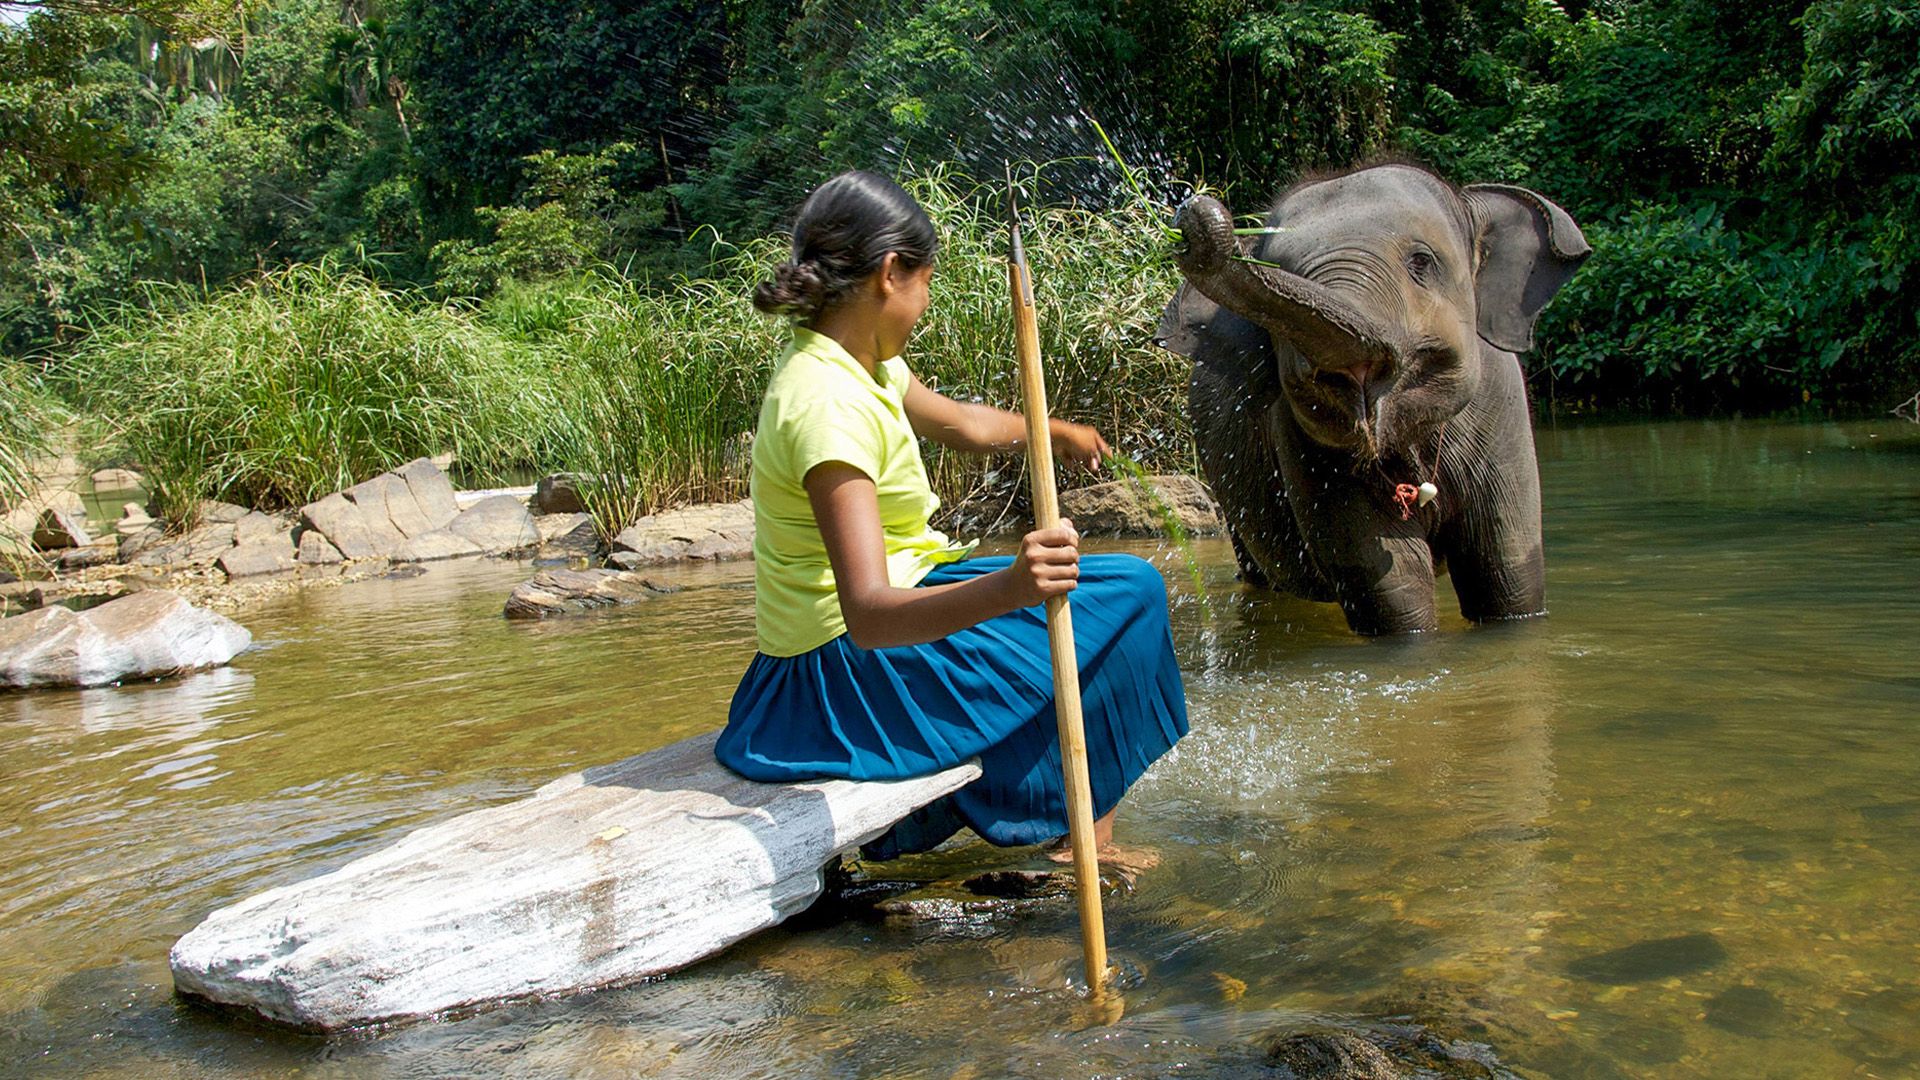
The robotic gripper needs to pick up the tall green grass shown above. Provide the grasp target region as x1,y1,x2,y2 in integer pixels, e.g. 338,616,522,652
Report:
71,263,569,525
64,169,1193,538
2,362,59,558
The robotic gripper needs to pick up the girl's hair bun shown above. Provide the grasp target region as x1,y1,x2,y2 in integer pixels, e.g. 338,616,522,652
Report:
753,259,828,318
751,170,938,321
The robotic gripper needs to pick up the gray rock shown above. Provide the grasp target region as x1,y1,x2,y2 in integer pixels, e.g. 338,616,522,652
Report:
295,530,344,565
299,492,399,561
57,544,119,571
31,507,91,550
535,513,599,560
447,495,540,553
390,529,483,563
609,500,755,565
606,541,688,569
118,525,169,562
1059,473,1221,537
346,473,431,540
168,731,981,1031
232,511,291,545
503,568,676,619
132,522,237,568
396,458,460,533
198,500,251,525
1265,1030,1406,1080
91,467,144,490
115,503,153,538
533,473,587,515
218,535,297,579
1,590,251,690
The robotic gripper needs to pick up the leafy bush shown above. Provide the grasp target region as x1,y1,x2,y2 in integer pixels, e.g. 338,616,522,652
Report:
70,262,565,525
1532,203,1887,407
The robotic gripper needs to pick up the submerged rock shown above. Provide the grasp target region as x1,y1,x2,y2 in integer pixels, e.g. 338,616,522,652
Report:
1566,932,1728,984
0,590,251,690
91,467,144,490
502,568,676,619
1059,473,1222,537
168,731,981,1031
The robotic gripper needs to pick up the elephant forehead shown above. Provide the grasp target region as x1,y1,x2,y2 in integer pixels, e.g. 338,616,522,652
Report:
1272,167,1470,252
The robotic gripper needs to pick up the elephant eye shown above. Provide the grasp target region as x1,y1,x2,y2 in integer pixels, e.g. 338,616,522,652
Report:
1405,249,1439,284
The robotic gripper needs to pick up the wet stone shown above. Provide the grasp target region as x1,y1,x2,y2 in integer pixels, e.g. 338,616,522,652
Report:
1264,1030,1405,1080
1566,932,1727,984
1705,985,1785,1039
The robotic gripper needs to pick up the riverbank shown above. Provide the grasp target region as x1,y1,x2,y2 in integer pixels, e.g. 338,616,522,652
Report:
3,443,1218,620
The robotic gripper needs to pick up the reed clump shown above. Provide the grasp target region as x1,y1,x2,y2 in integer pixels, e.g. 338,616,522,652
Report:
71,263,568,525
1,362,60,556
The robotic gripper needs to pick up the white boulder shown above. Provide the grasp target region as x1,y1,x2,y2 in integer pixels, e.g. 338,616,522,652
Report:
0,591,252,689
170,731,980,1030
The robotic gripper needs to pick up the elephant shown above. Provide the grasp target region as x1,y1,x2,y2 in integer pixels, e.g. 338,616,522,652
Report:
1157,164,1590,634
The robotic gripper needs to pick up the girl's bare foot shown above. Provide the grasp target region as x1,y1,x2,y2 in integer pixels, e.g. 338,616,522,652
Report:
1043,837,1162,879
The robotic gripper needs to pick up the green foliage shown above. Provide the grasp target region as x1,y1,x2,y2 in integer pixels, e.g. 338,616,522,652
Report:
1533,203,1881,406
429,145,658,295
69,262,564,524
392,0,726,207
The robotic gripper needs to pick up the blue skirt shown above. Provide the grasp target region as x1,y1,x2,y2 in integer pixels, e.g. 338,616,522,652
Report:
716,553,1189,855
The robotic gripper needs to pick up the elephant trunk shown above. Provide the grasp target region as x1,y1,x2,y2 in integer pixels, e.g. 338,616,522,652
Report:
1172,195,1400,377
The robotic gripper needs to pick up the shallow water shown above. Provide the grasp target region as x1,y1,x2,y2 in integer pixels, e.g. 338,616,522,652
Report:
3,417,1917,1078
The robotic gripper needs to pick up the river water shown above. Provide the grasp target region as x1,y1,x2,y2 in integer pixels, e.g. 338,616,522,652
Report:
2,417,1917,1078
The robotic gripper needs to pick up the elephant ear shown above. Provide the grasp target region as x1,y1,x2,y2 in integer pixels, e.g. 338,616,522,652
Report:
1463,184,1592,354
1155,282,1221,358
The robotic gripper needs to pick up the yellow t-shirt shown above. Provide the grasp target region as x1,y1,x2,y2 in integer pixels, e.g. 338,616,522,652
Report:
750,327,974,656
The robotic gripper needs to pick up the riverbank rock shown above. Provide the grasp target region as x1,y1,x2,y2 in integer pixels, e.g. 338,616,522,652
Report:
447,494,540,552
169,731,981,1030
534,473,587,514
503,568,677,619
1059,474,1222,537
609,500,754,568
131,522,237,568
0,590,251,690
217,535,297,579
91,467,144,490
297,458,462,561
116,503,153,537
32,507,91,550
534,512,598,561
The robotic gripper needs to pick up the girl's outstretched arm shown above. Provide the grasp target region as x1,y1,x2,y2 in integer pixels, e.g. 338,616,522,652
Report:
903,375,1109,469
807,462,1078,650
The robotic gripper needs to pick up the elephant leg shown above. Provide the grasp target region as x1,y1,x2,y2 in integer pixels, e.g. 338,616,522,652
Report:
1444,506,1545,621
1438,367,1547,622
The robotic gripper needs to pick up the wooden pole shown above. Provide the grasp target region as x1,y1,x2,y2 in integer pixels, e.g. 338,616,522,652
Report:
1005,173,1109,996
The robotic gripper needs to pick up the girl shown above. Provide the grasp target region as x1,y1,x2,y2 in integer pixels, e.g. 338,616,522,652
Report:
716,170,1187,869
